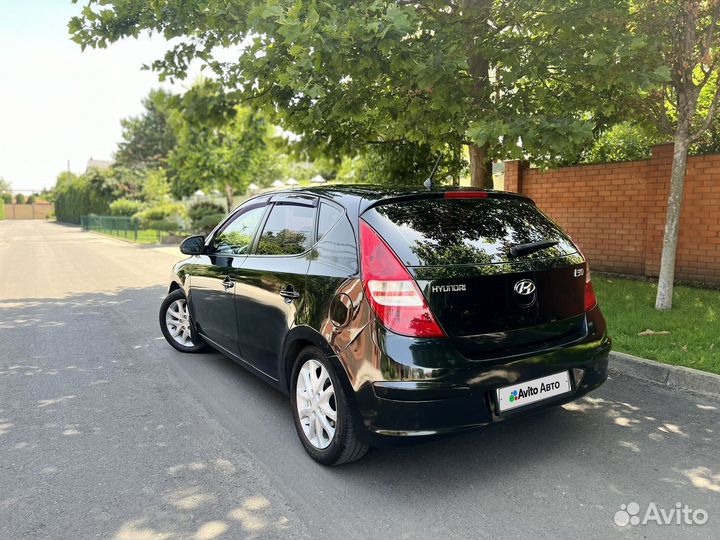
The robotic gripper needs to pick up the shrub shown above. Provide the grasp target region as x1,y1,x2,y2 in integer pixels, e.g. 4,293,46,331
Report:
133,203,187,232
188,201,226,234
0,201,4,220
15,193,25,204
584,122,662,164
109,198,146,216
1,193,12,204
26,194,37,204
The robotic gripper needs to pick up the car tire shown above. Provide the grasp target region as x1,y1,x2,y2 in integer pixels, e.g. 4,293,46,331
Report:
291,346,369,465
159,289,207,353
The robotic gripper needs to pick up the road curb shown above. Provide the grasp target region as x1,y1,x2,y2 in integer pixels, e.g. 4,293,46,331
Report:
609,351,720,399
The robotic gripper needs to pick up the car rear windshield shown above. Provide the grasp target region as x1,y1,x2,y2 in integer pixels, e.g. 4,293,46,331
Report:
361,197,577,267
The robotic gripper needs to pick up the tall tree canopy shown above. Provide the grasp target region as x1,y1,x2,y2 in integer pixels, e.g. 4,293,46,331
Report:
167,83,274,210
70,0,658,187
114,89,177,170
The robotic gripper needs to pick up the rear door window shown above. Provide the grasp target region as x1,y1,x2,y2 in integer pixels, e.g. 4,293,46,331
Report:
362,197,577,267
255,203,316,255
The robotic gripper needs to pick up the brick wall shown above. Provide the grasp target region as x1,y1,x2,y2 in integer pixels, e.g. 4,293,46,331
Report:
504,144,720,283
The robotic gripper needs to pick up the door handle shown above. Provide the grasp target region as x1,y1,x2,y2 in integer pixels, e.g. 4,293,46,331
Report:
222,276,235,290
279,285,300,300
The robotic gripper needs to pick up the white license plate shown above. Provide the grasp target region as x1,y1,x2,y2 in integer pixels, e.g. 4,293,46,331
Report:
496,371,572,413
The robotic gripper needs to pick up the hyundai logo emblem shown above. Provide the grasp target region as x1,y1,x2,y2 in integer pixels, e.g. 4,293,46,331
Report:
514,279,536,296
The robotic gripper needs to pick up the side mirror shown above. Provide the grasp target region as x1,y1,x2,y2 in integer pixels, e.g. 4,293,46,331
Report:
179,235,206,255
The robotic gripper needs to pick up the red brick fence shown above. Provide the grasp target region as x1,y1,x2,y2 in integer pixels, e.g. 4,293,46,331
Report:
504,144,720,284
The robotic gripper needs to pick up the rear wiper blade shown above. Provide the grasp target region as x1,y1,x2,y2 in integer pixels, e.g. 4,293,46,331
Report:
509,239,559,258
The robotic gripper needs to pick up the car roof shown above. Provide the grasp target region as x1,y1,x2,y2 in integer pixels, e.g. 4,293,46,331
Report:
269,184,531,214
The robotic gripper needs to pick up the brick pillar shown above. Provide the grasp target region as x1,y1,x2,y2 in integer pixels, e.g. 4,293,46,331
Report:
504,160,524,193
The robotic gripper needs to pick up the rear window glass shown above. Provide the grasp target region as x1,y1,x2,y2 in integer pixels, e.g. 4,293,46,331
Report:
362,197,577,267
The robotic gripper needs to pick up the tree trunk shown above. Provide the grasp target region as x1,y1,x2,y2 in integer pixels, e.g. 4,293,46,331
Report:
462,0,493,188
468,143,493,188
654,130,691,310
225,183,234,213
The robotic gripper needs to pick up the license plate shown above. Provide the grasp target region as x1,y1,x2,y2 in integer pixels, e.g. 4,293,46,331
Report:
496,371,572,413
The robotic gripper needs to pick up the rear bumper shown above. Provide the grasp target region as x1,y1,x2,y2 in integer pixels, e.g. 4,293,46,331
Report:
348,308,611,443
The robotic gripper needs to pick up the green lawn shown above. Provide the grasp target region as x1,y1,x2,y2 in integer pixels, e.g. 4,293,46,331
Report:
92,228,170,244
593,275,720,375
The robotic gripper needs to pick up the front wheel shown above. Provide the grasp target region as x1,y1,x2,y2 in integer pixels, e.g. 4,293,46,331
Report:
159,289,207,353
291,346,369,465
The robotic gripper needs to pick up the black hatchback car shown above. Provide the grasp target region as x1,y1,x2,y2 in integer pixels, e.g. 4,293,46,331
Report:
160,186,611,465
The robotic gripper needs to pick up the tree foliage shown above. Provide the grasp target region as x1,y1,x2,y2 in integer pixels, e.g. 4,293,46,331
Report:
114,89,177,170
353,141,467,186
167,84,274,209
188,201,227,235
141,168,171,203
584,122,663,163
0,177,11,197
70,0,661,186
53,171,115,223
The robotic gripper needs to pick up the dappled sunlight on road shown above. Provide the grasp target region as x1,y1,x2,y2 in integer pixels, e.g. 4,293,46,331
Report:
680,466,720,493
0,419,14,436
37,395,76,408
558,386,720,499
109,459,293,540
0,294,140,330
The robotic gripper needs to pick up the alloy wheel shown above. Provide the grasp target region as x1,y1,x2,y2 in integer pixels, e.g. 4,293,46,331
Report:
295,359,337,449
165,299,193,347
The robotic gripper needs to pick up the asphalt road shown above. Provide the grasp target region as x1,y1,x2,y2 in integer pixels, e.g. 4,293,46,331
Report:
1,220,719,540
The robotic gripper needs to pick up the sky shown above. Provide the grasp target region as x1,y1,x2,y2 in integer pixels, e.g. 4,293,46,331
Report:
0,1,190,193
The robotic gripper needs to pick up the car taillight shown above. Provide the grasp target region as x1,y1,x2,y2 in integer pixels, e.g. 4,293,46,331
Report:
584,263,597,311
359,220,445,338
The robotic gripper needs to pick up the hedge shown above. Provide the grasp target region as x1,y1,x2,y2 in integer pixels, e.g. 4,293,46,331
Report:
54,176,112,224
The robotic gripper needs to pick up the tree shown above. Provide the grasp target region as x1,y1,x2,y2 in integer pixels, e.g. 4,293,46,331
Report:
70,1,657,187
168,93,272,211
0,177,11,196
634,0,720,310
114,89,177,170
141,169,171,203
355,141,467,186
15,193,26,204
52,169,117,223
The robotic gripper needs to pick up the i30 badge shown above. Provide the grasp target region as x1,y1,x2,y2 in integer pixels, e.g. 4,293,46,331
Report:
513,279,537,307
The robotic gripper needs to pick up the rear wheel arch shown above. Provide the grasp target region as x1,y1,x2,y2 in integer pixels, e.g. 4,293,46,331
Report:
281,327,339,394
281,328,370,445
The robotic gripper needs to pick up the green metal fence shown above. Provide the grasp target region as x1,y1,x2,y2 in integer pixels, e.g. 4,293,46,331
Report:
81,215,139,241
